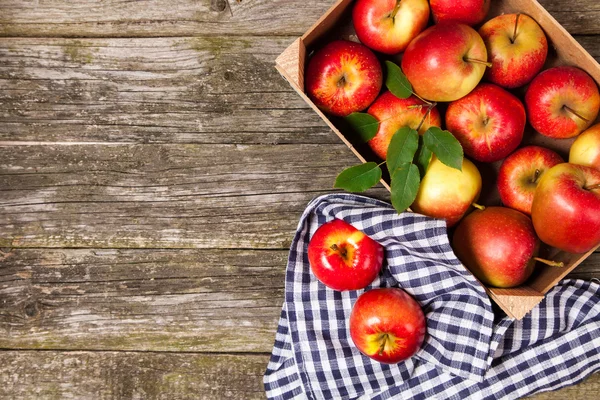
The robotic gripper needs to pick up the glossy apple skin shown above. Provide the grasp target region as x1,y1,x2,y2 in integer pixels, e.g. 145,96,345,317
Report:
525,66,600,139
367,92,442,159
497,146,564,215
531,163,600,253
353,0,430,55
412,156,482,227
401,23,488,102
305,40,383,117
479,14,548,88
307,219,384,291
446,83,526,162
350,288,426,364
570,123,600,171
430,0,490,26
453,207,540,288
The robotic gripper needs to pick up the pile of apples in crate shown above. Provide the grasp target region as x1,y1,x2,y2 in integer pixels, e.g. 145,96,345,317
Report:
302,0,600,363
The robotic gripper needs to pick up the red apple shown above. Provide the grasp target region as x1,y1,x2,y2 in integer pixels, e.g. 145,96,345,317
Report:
307,219,384,291
412,156,482,227
569,123,600,171
350,288,426,363
525,66,600,139
367,92,442,159
497,146,564,215
453,207,541,288
446,83,526,162
479,13,548,88
401,23,489,102
353,0,430,55
305,40,383,117
430,0,490,26
531,163,600,253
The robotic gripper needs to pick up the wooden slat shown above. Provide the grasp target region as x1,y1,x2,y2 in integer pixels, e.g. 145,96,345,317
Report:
0,143,388,249
0,248,597,352
0,350,597,399
0,351,269,399
0,36,337,145
0,0,599,38
0,248,286,351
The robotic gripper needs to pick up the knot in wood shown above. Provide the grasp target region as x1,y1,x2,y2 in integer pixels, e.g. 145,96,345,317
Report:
24,302,39,318
210,0,228,12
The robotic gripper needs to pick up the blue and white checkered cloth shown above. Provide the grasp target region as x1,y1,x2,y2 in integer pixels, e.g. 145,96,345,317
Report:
264,193,600,399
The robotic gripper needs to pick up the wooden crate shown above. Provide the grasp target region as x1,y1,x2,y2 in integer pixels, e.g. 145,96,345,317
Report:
275,0,600,319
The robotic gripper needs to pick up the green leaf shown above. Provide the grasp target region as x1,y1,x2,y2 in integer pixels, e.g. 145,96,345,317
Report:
385,61,412,99
386,126,419,175
390,163,420,213
345,112,380,142
334,162,382,192
423,127,464,171
415,136,432,178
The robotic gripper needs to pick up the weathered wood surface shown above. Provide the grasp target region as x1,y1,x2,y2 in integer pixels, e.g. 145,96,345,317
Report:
0,0,599,37
0,351,270,399
1,0,599,398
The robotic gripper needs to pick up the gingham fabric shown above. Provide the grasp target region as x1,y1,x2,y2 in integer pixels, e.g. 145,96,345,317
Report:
264,193,600,400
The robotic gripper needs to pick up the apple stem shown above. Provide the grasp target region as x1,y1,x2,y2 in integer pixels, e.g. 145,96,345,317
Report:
464,58,493,68
512,14,521,43
531,169,541,184
378,333,388,356
533,257,565,268
563,105,589,123
472,203,485,211
415,102,437,132
390,0,402,20
585,183,600,191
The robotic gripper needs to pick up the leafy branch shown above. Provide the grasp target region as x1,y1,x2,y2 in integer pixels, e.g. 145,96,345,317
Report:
335,61,464,214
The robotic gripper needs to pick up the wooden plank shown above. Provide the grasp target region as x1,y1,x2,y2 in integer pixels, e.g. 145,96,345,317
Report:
0,0,599,37
0,37,337,145
0,351,269,399
0,249,597,352
0,248,286,352
0,350,597,399
0,143,388,249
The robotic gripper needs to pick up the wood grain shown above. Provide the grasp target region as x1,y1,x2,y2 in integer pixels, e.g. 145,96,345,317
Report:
0,350,270,399
0,0,599,38
0,143,388,249
0,36,338,145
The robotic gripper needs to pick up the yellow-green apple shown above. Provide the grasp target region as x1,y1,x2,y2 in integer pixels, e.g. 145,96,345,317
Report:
367,92,442,159
350,288,426,363
497,146,564,215
401,23,489,102
411,156,482,227
446,83,526,162
479,14,548,88
531,163,600,253
525,66,600,139
569,124,600,171
430,0,490,26
353,0,430,55
453,207,541,288
307,219,384,291
305,40,383,117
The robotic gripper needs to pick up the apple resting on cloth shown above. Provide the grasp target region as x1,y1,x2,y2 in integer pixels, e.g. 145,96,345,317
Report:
307,219,384,291
411,156,482,227
525,66,600,139
305,40,383,117
446,83,526,162
531,163,600,254
453,207,541,288
479,13,548,89
367,92,442,160
353,0,430,55
497,146,564,215
570,123,600,171
430,0,490,26
401,22,489,102
350,288,426,364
